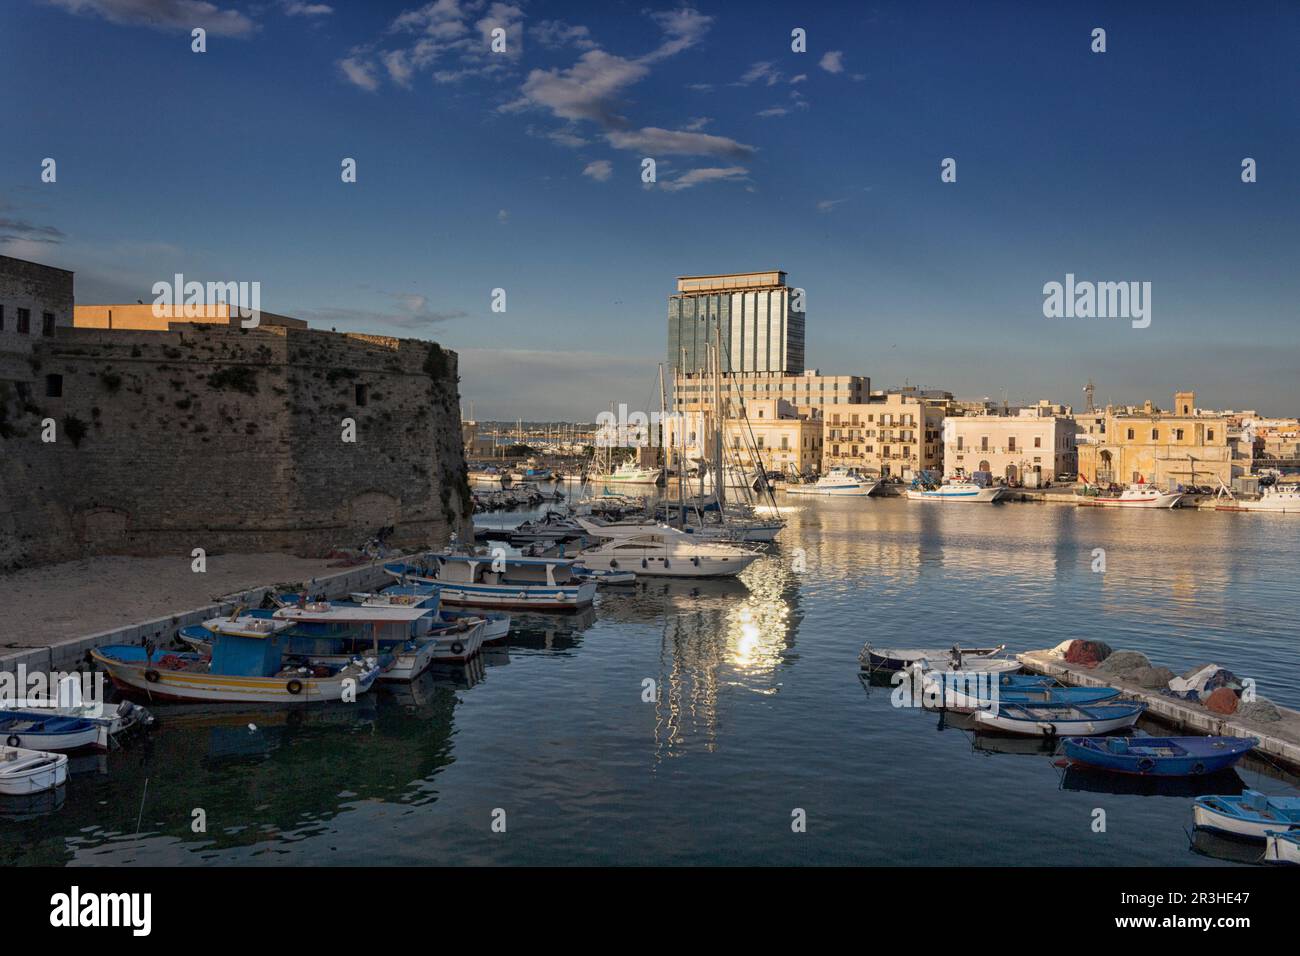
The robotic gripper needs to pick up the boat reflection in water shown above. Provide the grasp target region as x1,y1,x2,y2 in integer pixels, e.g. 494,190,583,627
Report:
0,787,66,822
502,607,597,653
1188,827,1268,866
1059,765,1246,799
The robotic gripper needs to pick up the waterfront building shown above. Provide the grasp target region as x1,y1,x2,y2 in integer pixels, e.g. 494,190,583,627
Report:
943,405,1080,483
0,254,74,385
821,390,949,480
674,367,869,416
724,399,823,477
1075,391,1247,488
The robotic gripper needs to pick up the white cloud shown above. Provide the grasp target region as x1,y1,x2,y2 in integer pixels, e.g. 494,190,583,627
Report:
816,198,847,213
507,50,650,124
604,126,755,160
756,106,788,118
497,208,509,223
820,50,844,74
582,160,613,182
339,56,380,91
683,116,711,131
737,61,781,86
659,166,749,192
46,0,255,36
283,1,332,15
382,50,414,87
532,19,596,50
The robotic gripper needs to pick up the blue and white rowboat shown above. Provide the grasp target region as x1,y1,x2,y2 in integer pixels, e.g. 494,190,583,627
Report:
973,701,1146,737
0,710,108,751
1265,830,1300,864
1193,791,1300,840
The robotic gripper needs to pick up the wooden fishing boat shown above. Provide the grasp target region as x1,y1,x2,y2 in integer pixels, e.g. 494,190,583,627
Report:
1192,791,1300,840
0,745,68,795
1265,830,1300,864
859,643,1006,671
922,673,1120,709
973,701,1145,737
93,615,381,704
0,710,108,751
1060,735,1257,776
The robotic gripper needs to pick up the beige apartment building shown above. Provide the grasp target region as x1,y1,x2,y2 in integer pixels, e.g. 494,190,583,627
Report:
943,407,1080,482
673,368,868,416
724,399,823,476
821,391,947,479
1075,391,1247,488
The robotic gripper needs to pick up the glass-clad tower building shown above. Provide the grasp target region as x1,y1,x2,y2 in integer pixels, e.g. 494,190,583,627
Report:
667,271,805,376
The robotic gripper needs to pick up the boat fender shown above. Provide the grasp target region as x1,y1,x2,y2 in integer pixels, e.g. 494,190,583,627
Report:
1039,722,1057,737
5,735,19,747
609,559,618,569
286,679,304,695
1191,762,1206,775
641,558,648,569
144,669,161,684
692,556,700,567
1136,757,1156,773
663,559,670,569
450,641,465,656
518,591,527,600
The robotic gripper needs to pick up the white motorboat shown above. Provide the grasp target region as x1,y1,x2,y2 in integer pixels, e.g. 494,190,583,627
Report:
385,553,597,610
907,481,1008,502
469,468,510,488
7,676,153,737
785,467,878,497
1213,485,1300,513
1074,482,1182,508
590,462,664,485
577,521,759,578
0,746,68,796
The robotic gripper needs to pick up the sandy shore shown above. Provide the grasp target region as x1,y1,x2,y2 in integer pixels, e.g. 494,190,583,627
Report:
6,553,371,644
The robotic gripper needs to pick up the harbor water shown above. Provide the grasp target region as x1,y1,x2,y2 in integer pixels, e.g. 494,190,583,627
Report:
3,493,1297,866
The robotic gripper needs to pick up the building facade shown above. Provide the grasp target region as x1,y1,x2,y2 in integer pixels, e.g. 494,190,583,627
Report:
1,254,74,383
673,368,869,417
943,408,1080,482
723,399,823,476
821,392,947,479
1075,391,1245,488
667,271,805,376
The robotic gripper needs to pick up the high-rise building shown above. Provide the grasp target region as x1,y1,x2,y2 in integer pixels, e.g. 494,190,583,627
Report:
667,270,805,376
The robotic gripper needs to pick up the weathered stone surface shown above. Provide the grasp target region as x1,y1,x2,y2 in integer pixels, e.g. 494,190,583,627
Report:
0,323,470,568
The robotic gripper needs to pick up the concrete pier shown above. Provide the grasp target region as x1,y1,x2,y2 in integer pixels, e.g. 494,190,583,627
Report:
1018,649,1300,775
1,554,410,675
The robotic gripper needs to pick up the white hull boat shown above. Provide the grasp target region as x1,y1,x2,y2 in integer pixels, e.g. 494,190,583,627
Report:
859,644,1008,671
1075,484,1183,508
0,714,108,752
576,518,759,578
591,464,664,485
0,746,68,795
386,554,597,610
786,468,878,497
1265,830,1300,864
1214,487,1300,513
973,701,1145,737
907,482,1008,502
1192,791,1300,840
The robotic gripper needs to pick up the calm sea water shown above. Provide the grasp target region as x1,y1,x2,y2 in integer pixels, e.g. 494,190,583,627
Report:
4,492,1298,866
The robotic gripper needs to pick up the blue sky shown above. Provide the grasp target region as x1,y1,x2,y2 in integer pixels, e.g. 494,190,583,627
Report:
2,0,1298,419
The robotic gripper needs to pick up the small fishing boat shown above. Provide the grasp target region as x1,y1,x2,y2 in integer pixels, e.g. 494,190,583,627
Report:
923,673,1120,709
94,614,382,704
0,746,68,795
1212,485,1300,514
469,467,510,488
973,701,1146,737
1192,791,1300,840
906,480,1008,502
572,565,637,585
386,553,597,610
1265,830,1300,864
859,644,1007,671
1060,735,1257,776
278,600,487,670
1074,481,1182,508
8,676,154,737
0,710,108,751
436,607,511,643
785,467,878,497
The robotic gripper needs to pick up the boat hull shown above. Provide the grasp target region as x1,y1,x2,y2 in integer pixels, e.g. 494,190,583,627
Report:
934,682,1120,709
0,746,68,795
785,482,876,497
1192,794,1300,840
907,487,1007,502
0,721,106,752
1060,735,1256,776
1075,492,1183,508
974,703,1144,737
1265,831,1300,864
91,649,380,704
860,645,1005,671
579,551,757,578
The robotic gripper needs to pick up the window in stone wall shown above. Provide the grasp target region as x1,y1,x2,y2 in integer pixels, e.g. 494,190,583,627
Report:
45,374,63,398
355,383,369,406
42,312,55,336
17,307,31,334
